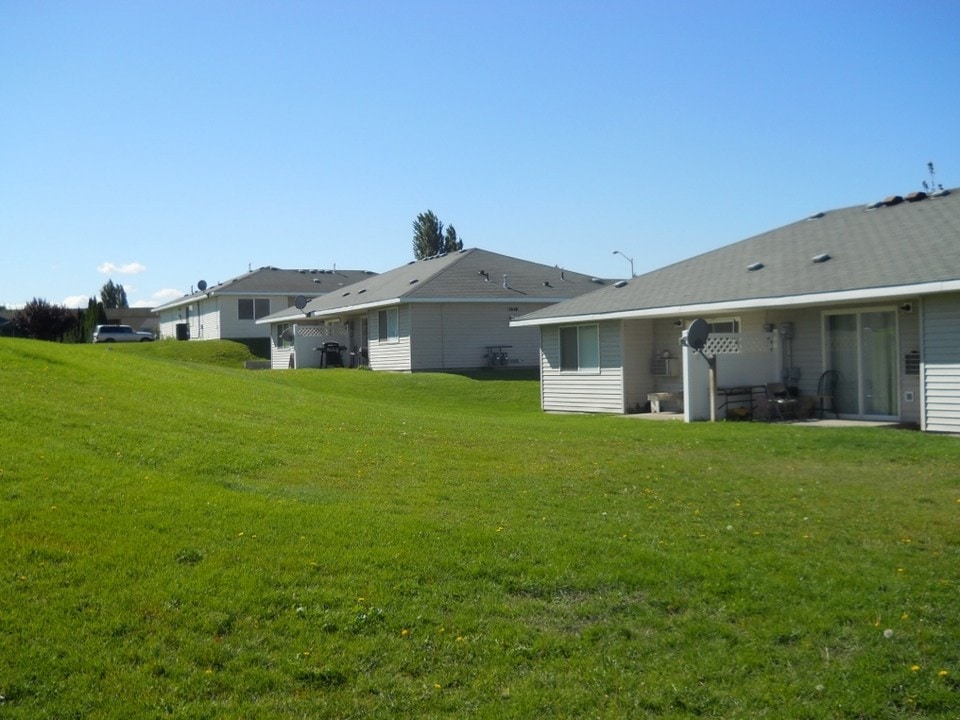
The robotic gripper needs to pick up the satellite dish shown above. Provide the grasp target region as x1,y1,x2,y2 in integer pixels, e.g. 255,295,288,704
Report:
294,295,307,310
197,280,207,292
685,318,710,351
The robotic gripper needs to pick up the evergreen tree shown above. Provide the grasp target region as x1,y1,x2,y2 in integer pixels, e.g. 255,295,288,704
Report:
412,210,463,259
100,279,129,309
79,297,108,343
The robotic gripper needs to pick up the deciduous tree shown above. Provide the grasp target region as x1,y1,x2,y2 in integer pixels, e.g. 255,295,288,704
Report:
13,298,76,341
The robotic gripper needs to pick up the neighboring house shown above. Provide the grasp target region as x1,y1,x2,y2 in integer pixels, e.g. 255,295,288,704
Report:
153,266,374,355
257,248,609,371
511,188,960,433
104,308,159,336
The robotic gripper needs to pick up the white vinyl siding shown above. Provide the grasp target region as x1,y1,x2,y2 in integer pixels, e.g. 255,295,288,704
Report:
540,321,624,413
370,306,410,371
621,318,659,411
156,297,221,340
922,294,960,433
220,296,275,340
409,302,547,371
198,297,221,339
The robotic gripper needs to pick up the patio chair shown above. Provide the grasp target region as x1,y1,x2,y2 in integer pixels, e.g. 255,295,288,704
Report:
817,370,839,419
765,382,799,420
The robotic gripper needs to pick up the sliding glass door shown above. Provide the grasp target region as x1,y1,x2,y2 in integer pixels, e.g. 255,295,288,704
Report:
824,310,898,418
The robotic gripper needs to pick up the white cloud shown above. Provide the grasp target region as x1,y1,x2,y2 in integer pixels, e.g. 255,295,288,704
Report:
63,295,90,308
98,261,147,275
152,288,184,302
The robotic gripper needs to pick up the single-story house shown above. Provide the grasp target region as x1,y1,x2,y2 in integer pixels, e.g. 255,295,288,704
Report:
511,187,960,433
104,308,160,336
153,266,374,355
256,248,610,371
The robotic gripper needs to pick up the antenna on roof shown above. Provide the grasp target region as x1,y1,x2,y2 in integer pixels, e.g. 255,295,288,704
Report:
922,161,943,193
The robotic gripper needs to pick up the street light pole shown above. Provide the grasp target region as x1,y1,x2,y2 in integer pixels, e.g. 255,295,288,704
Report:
612,250,635,278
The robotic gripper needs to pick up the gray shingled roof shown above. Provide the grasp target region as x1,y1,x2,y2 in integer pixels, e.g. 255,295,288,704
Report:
514,189,960,324
153,266,375,312
260,248,607,323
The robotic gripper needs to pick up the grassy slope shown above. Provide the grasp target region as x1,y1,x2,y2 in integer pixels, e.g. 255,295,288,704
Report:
1,338,958,719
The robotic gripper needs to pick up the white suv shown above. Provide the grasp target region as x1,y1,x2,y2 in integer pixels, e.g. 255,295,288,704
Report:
93,324,154,343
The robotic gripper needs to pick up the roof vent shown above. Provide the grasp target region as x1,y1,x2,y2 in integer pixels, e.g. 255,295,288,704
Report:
591,277,604,284
906,191,927,203
883,195,903,207
811,253,831,264
342,291,350,296
747,262,765,272
312,278,321,284
542,281,552,287
865,200,884,210
409,278,419,285
807,211,825,220
931,187,951,198
358,288,367,294
614,280,628,288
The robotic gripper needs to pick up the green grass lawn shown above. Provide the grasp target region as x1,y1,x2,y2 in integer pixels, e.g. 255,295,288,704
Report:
1,338,958,718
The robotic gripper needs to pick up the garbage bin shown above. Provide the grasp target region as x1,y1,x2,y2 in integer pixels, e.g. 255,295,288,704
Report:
175,323,189,341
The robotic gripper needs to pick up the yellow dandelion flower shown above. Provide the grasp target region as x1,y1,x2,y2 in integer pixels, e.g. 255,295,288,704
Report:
911,665,921,672
401,628,409,637
939,670,949,677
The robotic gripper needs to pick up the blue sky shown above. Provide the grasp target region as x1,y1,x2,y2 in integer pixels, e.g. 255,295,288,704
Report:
2,0,958,308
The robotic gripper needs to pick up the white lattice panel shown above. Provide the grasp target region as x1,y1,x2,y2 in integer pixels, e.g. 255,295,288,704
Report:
705,333,740,355
296,324,339,338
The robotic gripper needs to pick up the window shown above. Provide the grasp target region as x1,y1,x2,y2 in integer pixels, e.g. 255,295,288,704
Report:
238,298,271,321
707,317,740,334
560,324,599,371
378,308,399,343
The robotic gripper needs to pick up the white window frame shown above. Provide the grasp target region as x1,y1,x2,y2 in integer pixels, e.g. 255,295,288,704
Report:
378,308,399,343
559,324,600,372
239,298,271,321
707,317,740,334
